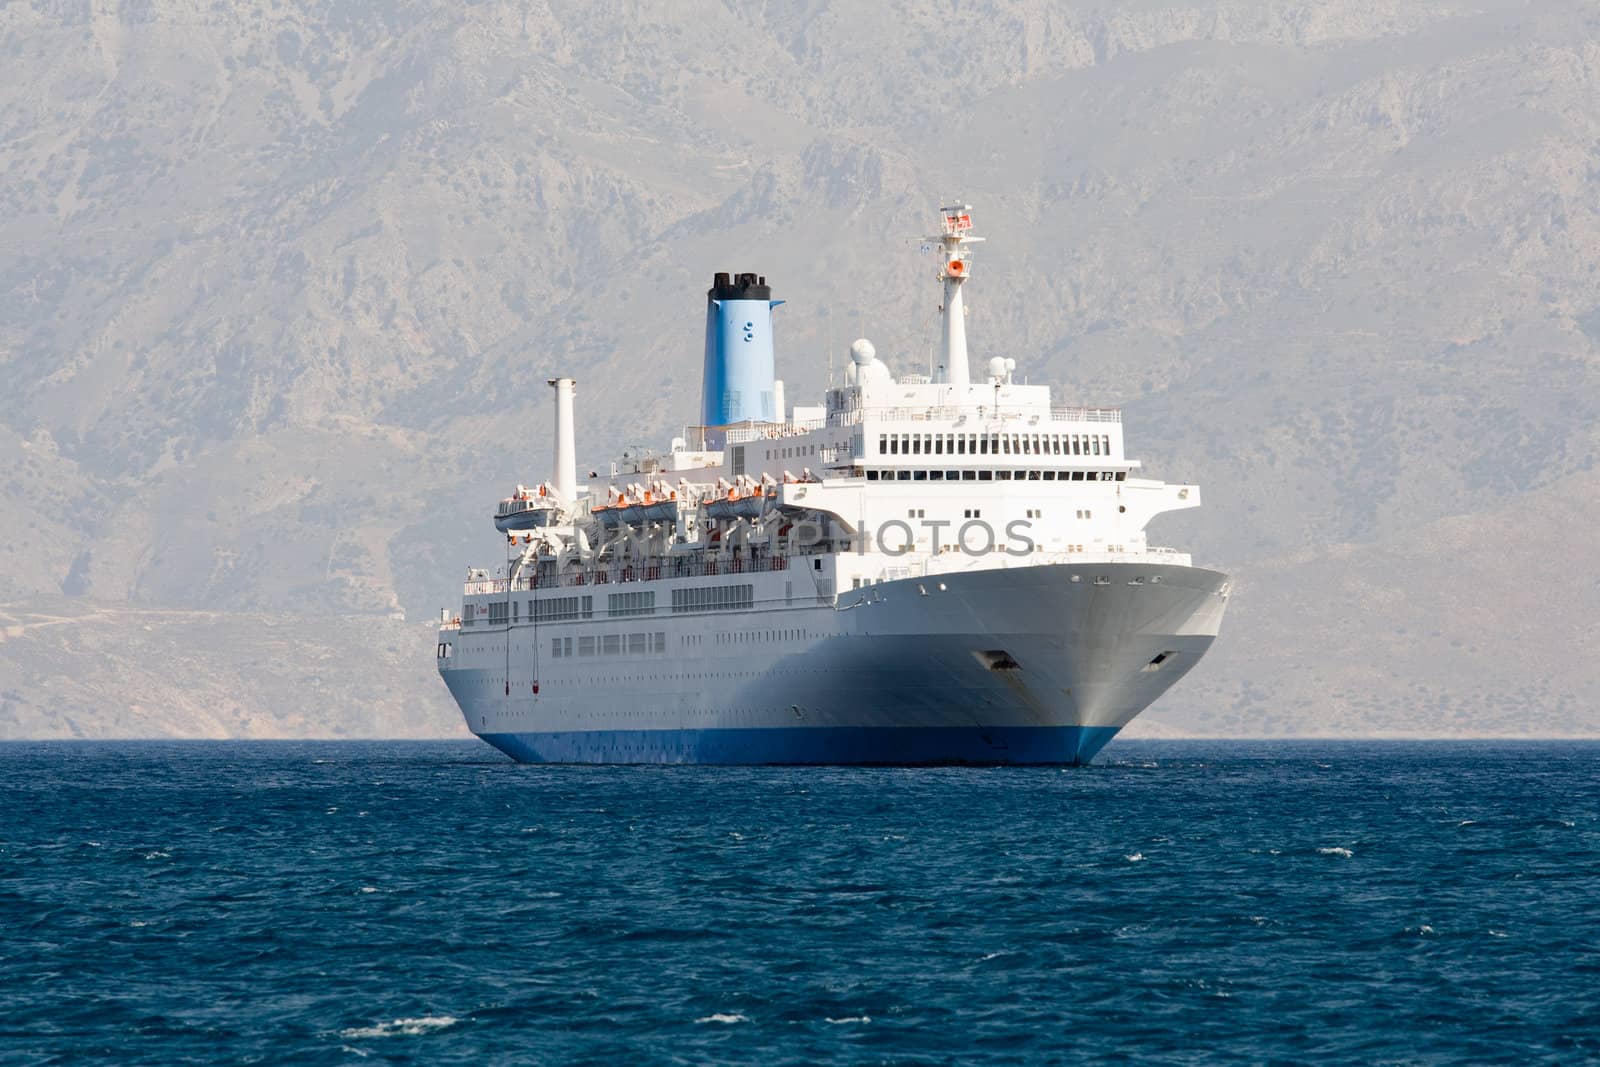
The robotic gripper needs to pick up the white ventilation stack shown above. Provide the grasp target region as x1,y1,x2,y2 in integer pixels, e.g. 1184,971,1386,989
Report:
548,377,577,504
773,379,786,426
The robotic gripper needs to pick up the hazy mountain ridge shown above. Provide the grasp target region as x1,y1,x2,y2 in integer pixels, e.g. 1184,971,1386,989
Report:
3,0,1598,737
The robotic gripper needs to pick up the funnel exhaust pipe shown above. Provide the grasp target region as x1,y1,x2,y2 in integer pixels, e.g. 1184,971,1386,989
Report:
548,377,576,504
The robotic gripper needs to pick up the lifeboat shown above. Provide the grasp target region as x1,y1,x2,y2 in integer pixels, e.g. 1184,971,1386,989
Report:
591,483,679,526
494,484,560,532
703,491,769,520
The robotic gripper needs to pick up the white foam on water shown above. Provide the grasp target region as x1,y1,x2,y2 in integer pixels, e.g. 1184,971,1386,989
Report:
1418,925,1435,936
1125,852,1145,862
826,1016,871,1024
359,886,379,894
339,1016,459,1039
1489,929,1508,938
694,1013,748,1025
728,832,744,841
1248,916,1269,926
1317,847,1354,858
129,920,148,927
339,1046,370,1057
143,851,170,860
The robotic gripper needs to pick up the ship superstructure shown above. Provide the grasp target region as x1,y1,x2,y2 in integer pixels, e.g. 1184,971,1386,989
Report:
436,204,1229,764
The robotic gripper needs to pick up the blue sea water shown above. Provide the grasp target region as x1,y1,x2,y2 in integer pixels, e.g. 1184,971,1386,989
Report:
1,741,1596,1065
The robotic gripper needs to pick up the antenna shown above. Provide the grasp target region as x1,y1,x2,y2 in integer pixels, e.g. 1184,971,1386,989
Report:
826,306,834,388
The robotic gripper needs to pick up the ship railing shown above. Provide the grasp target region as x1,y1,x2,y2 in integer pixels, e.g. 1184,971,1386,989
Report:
827,405,1122,427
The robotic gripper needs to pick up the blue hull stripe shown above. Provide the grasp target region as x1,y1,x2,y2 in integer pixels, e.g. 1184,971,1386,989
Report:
478,726,1121,766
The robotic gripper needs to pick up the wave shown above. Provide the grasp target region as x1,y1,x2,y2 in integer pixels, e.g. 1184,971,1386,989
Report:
339,1015,459,1039
826,1016,871,1024
1317,847,1354,858
694,1013,748,1024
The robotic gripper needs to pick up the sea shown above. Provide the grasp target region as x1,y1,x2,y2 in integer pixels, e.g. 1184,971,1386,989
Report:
1,740,1595,1065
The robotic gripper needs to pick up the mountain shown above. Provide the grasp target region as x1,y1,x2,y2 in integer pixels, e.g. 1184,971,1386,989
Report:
3,0,1598,738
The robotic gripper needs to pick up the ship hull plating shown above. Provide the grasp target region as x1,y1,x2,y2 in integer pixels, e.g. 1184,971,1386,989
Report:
439,562,1227,765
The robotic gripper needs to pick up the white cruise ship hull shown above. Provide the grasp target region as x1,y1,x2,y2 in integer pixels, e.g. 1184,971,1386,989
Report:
438,561,1228,765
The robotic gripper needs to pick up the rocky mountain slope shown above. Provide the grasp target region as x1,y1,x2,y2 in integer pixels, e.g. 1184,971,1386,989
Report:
2,0,1597,737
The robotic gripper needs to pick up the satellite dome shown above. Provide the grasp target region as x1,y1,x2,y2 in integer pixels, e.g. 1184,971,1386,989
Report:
850,339,876,365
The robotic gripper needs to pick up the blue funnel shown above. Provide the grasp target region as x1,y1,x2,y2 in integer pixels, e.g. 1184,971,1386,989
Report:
701,272,782,426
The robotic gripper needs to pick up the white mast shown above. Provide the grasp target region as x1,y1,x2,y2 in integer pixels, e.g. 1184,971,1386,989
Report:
928,203,984,385
548,377,577,504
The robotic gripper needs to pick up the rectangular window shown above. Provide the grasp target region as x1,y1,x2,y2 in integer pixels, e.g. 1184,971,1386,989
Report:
867,470,880,481
671,584,755,613
653,632,666,654
579,636,596,656
608,591,656,617
628,632,648,655
878,435,887,455
551,637,562,657
602,633,621,655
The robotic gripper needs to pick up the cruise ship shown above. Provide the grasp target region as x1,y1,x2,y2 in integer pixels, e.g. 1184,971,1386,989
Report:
436,205,1229,764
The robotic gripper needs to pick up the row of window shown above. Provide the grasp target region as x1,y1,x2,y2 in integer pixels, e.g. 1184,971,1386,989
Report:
474,584,767,626
866,469,1126,483
492,596,595,625
764,444,819,460
879,432,1112,458
607,591,655,617
551,632,669,658
670,583,756,612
